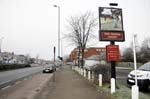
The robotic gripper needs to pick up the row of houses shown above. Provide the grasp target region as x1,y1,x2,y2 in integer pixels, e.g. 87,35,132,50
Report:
0,52,30,64
69,47,107,69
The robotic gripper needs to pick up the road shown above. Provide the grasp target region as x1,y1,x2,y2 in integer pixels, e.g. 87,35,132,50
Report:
116,67,132,85
0,66,43,89
116,67,150,97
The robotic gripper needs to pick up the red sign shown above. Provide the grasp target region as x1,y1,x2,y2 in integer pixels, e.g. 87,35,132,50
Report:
100,31,124,41
106,45,120,61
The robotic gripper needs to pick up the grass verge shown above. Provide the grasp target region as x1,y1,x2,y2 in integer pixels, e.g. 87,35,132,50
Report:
100,83,150,99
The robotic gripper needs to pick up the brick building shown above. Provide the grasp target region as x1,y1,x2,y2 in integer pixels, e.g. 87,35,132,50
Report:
69,47,106,62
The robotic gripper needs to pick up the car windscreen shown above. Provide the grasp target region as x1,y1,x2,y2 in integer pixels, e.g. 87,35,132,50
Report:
138,62,150,71
43,65,52,68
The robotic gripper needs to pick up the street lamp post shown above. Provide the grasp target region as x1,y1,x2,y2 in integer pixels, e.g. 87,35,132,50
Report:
0,37,4,53
53,5,60,59
132,34,139,99
61,39,63,57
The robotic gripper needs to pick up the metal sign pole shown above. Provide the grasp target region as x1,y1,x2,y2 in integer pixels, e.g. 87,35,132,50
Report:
110,41,116,94
53,46,56,82
54,46,56,62
99,3,124,94
110,41,116,79
133,35,137,86
132,35,139,99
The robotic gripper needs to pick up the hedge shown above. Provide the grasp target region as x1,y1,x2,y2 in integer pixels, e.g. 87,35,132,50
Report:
0,64,31,71
90,64,111,84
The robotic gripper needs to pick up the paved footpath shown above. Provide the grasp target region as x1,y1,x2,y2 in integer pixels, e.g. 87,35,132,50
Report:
35,65,111,99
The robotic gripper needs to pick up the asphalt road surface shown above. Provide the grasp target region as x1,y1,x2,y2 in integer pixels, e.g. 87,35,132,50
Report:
116,67,133,85
0,66,43,89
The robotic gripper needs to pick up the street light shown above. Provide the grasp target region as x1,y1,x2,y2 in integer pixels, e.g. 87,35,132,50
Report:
53,5,60,59
0,37,4,53
61,39,63,57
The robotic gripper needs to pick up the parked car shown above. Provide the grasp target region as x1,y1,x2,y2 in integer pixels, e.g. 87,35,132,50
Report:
43,65,55,73
127,62,150,90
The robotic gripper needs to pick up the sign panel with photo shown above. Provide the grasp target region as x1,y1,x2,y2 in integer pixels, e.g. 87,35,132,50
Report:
99,7,125,41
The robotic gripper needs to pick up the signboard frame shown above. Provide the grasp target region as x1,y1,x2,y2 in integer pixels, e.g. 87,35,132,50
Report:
99,7,125,42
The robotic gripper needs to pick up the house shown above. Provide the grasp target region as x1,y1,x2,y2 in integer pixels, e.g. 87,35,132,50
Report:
0,52,28,64
69,47,106,65
84,54,107,70
16,55,28,64
0,52,15,64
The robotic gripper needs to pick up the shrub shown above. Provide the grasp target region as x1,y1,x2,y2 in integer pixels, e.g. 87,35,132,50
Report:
92,64,111,84
0,64,31,71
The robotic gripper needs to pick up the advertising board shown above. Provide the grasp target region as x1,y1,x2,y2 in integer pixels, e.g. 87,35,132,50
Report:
99,7,125,41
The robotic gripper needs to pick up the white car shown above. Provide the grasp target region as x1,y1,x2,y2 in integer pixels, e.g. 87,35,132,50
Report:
127,62,150,90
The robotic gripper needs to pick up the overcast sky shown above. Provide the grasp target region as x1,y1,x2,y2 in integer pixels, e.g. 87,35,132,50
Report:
0,0,150,60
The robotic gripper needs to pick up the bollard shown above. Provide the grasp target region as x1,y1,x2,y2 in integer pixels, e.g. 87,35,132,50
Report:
81,68,83,75
88,71,91,80
76,67,78,72
80,68,82,75
82,69,84,76
84,69,86,77
76,67,77,72
111,78,115,94
99,74,102,87
132,85,139,99
79,68,81,74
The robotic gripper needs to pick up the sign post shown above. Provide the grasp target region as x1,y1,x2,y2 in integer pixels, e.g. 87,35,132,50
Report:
132,35,139,99
99,4,125,94
106,44,120,93
54,46,56,62
53,46,56,82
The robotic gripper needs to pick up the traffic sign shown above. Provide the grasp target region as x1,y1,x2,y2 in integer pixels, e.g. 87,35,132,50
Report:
106,45,120,61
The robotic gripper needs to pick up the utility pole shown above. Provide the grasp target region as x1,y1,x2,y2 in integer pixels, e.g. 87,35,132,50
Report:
54,46,56,62
53,46,56,82
132,34,139,99
53,5,61,59
0,37,4,53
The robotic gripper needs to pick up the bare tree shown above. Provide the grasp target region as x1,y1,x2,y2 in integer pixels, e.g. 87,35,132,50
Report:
63,55,71,62
121,37,150,63
140,37,150,63
122,47,133,62
66,11,97,67
141,37,150,49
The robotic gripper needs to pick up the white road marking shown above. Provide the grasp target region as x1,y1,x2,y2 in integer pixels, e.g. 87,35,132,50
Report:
1,85,12,90
0,80,11,86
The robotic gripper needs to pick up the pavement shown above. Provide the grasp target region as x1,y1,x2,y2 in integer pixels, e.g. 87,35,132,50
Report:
0,65,111,99
34,65,111,99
